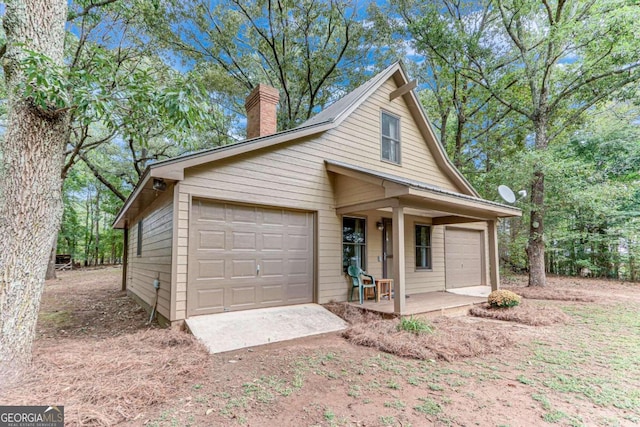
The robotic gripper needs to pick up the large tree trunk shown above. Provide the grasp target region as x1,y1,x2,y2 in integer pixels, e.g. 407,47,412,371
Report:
527,119,548,287
0,0,69,376
45,239,58,280
527,169,546,286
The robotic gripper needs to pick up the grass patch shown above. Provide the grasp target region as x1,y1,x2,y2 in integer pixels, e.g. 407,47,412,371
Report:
470,302,569,326
398,316,433,334
414,397,442,416
384,399,406,409
37,310,72,328
527,304,640,411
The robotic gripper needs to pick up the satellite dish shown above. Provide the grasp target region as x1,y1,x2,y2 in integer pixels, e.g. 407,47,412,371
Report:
498,185,516,203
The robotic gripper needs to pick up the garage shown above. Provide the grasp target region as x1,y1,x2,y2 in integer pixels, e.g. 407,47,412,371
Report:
445,228,485,289
188,199,314,316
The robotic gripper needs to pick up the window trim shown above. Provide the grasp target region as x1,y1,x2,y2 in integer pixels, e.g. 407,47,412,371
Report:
380,110,401,165
342,216,367,272
136,219,143,257
415,223,432,270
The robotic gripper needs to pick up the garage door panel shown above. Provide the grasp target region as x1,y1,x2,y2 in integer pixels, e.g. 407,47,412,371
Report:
197,260,225,280
288,234,310,251
232,232,257,250
288,258,310,275
261,259,284,277
188,199,314,316
196,200,226,222
262,285,284,303
263,209,285,225
262,233,284,250
231,259,258,278
191,288,224,314
445,228,484,289
288,213,309,227
229,286,258,308
198,230,225,250
230,205,258,223
287,283,312,301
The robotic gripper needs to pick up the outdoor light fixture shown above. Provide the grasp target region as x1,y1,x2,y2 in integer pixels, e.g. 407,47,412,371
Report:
152,178,167,192
376,221,384,231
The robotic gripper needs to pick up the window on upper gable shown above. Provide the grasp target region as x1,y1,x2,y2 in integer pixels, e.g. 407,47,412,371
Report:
381,111,400,164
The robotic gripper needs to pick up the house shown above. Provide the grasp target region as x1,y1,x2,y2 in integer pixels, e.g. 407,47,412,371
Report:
113,62,521,327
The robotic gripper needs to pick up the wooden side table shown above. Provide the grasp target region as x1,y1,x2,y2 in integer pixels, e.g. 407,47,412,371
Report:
363,278,394,302
376,279,393,302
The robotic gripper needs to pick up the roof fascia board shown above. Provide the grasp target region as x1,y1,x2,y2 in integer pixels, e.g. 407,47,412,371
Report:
150,121,334,179
407,187,521,217
432,216,490,225
325,62,402,128
113,172,151,229
336,198,401,214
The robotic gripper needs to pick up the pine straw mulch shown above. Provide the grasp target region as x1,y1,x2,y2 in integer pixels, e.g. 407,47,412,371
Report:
1,329,210,426
469,301,570,326
502,285,596,302
325,303,514,362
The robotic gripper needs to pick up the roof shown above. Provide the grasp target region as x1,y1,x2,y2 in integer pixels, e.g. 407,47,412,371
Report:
113,61,482,228
325,160,521,218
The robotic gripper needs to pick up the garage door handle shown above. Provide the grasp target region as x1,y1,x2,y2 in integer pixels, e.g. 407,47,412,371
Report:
257,264,260,275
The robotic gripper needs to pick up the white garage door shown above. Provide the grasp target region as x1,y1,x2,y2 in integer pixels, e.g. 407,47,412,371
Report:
445,228,484,289
188,199,314,316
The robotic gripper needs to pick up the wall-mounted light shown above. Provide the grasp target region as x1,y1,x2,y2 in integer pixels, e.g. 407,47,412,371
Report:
376,221,384,231
152,178,167,192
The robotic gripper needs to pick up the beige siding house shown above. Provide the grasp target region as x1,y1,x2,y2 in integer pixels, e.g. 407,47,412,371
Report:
114,62,521,327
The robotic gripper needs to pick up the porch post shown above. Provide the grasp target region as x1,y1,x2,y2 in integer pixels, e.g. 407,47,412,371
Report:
392,206,406,315
487,219,500,291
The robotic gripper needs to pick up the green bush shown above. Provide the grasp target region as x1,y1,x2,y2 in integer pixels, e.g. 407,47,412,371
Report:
397,316,433,334
487,290,521,308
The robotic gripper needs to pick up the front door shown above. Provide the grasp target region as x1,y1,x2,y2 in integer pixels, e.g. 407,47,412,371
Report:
382,218,394,279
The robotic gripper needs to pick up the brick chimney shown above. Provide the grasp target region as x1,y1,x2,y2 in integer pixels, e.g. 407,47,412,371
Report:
245,84,280,139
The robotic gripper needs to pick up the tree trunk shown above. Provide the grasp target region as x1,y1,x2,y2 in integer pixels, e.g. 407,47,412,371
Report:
527,119,548,287
0,0,69,376
45,239,58,280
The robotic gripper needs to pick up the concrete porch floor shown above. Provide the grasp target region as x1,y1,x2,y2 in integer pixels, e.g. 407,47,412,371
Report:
348,286,490,318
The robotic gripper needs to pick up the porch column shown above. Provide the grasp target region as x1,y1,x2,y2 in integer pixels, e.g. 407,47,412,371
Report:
487,219,500,291
392,206,406,315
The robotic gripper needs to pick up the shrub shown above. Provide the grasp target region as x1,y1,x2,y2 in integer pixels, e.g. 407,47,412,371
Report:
397,316,433,334
487,290,521,308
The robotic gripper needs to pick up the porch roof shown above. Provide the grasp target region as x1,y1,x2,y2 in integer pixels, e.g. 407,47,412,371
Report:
325,160,521,221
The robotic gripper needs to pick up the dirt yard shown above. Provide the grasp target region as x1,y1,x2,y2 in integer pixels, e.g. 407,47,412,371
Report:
2,269,640,426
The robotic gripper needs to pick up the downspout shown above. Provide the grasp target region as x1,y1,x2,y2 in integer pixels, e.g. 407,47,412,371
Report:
148,276,160,325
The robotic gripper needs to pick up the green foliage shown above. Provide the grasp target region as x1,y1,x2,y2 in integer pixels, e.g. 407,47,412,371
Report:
143,0,384,131
20,48,69,111
397,316,433,335
487,290,521,309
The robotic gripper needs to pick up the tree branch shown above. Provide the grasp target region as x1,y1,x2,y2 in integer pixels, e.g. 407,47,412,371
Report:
79,152,127,201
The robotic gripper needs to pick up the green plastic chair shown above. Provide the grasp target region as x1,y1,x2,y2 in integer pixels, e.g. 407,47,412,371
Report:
347,265,377,305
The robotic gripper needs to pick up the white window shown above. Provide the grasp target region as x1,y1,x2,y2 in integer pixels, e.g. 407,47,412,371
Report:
415,224,432,269
381,111,400,163
342,217,366,272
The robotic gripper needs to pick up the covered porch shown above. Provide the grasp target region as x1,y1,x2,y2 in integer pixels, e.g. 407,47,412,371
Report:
327,160,521,316
347,287,490,318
